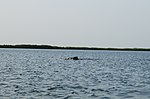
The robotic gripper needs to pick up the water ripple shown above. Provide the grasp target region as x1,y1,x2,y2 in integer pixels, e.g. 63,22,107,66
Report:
0,49,150,99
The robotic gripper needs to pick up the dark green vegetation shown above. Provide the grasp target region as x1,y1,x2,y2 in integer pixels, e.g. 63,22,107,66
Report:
0,44,150,51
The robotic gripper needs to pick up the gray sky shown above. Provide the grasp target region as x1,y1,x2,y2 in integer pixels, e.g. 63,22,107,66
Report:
0,0,150,47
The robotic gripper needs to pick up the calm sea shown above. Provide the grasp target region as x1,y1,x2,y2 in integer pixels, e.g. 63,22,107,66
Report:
0,48,150,99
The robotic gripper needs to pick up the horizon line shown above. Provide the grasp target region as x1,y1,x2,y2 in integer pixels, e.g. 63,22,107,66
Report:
0,44,150,51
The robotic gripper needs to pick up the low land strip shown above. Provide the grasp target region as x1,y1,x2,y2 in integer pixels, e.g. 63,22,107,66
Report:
0,45,150,51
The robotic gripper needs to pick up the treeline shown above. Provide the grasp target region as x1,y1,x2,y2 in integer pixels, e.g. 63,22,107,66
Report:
0,44,150,51
0,45,60,49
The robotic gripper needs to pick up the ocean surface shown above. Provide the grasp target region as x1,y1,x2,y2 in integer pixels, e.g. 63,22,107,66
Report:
0,48,150,99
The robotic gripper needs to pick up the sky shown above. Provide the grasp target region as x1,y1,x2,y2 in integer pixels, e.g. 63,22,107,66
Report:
0,0,150,48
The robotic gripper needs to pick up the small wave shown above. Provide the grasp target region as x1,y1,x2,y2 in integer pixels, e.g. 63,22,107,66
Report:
47,86,64,91
63,84,88,90
100,97,111,99
0,82,8,86
91,88,105,92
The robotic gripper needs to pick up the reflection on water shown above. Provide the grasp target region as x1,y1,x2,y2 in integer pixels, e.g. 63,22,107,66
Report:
0,49,150,99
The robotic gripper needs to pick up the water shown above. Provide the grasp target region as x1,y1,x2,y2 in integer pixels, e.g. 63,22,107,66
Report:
0,48,150,99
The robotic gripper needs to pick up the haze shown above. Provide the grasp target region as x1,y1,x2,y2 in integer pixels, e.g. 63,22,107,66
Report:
0,0,150,48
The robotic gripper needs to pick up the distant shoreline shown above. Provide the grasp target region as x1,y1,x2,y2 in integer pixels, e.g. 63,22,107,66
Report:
0,44,150,51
